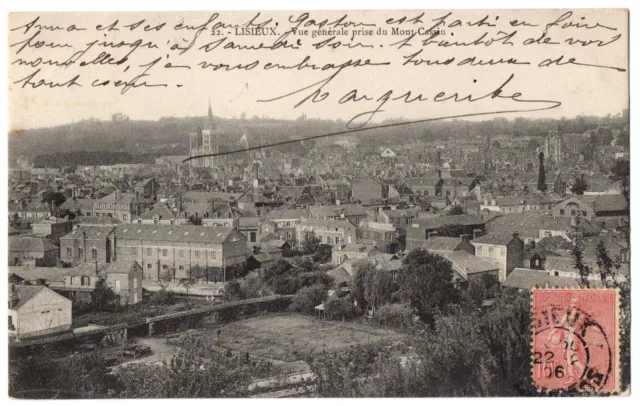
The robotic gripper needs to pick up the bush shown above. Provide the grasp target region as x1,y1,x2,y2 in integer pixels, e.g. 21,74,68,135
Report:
288,284,327,315
148,288,176,306
372,303,415,330
325,296,360,321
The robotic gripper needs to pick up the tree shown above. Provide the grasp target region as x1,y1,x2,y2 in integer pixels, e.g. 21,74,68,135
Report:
363,267,395,314
188,216,202,226
610,159,630,204
90,278,118,311
189,265,209,283
289,284,327,315
398,249,460,321
372,303,415,330
239,272,273,299
312,244,333,263
325,295,360,321
448,205,465,216
570,175,588,195
179,278,195,295
42,191,67,208
537,152,546,192
571,243,591,288
350,260,373,309
301,230,320,255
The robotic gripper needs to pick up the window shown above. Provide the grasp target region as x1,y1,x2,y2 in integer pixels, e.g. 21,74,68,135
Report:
178,250,184,258
327,236,333,244
146,248,152,256
286,231,292,239
195,251,200,258
392,273,397,283
133,278,137,289
138,219,142,224
154,217,159,225
250,232,256,243
179,265,184,270
211,251,216,259
66,247,73,257
571,210,576,216
130,247,137,255
81,276,90,286
78,248,83,258
147,263,152,269
286,221,291,227
115,280,121,292
582,210,587,216
162,249,168,257
122,215,127,221
488,247,494,256
91,248,98,259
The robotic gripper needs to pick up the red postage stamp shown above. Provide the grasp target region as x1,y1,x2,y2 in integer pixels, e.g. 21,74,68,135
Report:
532,288,620,393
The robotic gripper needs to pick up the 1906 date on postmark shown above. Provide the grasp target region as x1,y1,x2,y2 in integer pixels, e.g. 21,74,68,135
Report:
532,288,620,393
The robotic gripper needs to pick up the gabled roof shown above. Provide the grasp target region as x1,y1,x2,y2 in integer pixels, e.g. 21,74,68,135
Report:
10,285,47,309
136,206,176,220
9,236,59,252
114,224,244,244
9,266,65,283
442,251,499,279
503,268,583,290
61,225,116,240
417,236,462,252
472,233,516,246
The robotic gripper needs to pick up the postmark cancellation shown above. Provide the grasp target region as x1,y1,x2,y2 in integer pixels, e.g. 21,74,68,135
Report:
531,288,620,393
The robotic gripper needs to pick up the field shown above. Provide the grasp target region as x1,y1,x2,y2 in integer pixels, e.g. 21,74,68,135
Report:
211,313,405,362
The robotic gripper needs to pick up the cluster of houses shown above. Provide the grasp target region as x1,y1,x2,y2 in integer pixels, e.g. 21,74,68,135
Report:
8,114,629,340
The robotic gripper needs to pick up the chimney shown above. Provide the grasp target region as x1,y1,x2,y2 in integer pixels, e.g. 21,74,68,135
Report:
473,229,482,239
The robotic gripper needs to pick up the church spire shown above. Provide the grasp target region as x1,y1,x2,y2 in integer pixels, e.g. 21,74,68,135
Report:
207,98,214,131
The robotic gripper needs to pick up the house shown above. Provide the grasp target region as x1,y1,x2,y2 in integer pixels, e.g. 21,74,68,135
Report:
93,191,154,223
8,284,72,340
274,186,315,209
471,232,525,282
114,225,249,281
31,219,73,245
544,256,629,285
296,218,358,247
9,200,52,220
377,209,416,232
101,261,144,305
406,214,489,247
332,243,383,265
59,225,117,266
9,236,59,267
133,178,159,199
407,235,476,254
502,268,584,291
406,176,443,197
357,221,398,253
264,208,309,249
485,212,601,243
133,206,177,225
440,250,500,284
552,195,628,220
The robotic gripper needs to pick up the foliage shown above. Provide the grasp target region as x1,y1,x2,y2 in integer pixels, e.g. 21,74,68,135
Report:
148,288,176,306
570,176,588,195
178,278,195,294
362,267,396,313
610,159,630,205
537,152,546,192
9,351,116,398
324,295,360,321
372,303,415,330
398,249,460,321
464,278,488,308
571,244,592,288
238,272,274,299
288,284,328,315
188,216,203,226
301,230,321,255
90,278,118,311
312,244,333,263
448,205,465,215
115,337,250,398
42,191,67,207
435,223,469,238
223,280,243,301
350,260,372,309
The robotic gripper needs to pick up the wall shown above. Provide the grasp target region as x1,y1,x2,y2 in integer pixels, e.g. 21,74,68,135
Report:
14,289,72,338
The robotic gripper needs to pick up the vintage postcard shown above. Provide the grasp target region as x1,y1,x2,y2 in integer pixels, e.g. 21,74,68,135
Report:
6,8,629,398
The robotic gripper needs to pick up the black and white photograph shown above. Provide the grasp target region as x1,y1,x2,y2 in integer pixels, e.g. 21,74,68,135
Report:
4,4,632,399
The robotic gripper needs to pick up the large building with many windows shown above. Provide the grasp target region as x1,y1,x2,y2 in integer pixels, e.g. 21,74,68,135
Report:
113,224,249,281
